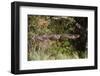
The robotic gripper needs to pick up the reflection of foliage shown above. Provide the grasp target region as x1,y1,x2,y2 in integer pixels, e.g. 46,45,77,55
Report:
28,15,88,61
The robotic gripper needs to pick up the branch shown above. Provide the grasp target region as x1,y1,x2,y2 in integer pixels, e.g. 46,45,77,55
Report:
32,34,80,41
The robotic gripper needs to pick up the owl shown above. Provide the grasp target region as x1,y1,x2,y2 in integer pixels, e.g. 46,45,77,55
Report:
37,18,49,28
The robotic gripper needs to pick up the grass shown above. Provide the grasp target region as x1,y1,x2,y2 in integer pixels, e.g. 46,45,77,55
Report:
28,40,87,61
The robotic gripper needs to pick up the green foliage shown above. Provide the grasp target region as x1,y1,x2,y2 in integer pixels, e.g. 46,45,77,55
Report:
28,15,88,60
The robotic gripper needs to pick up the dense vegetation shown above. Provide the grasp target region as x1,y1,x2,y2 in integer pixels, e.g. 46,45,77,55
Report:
28,15,88,60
